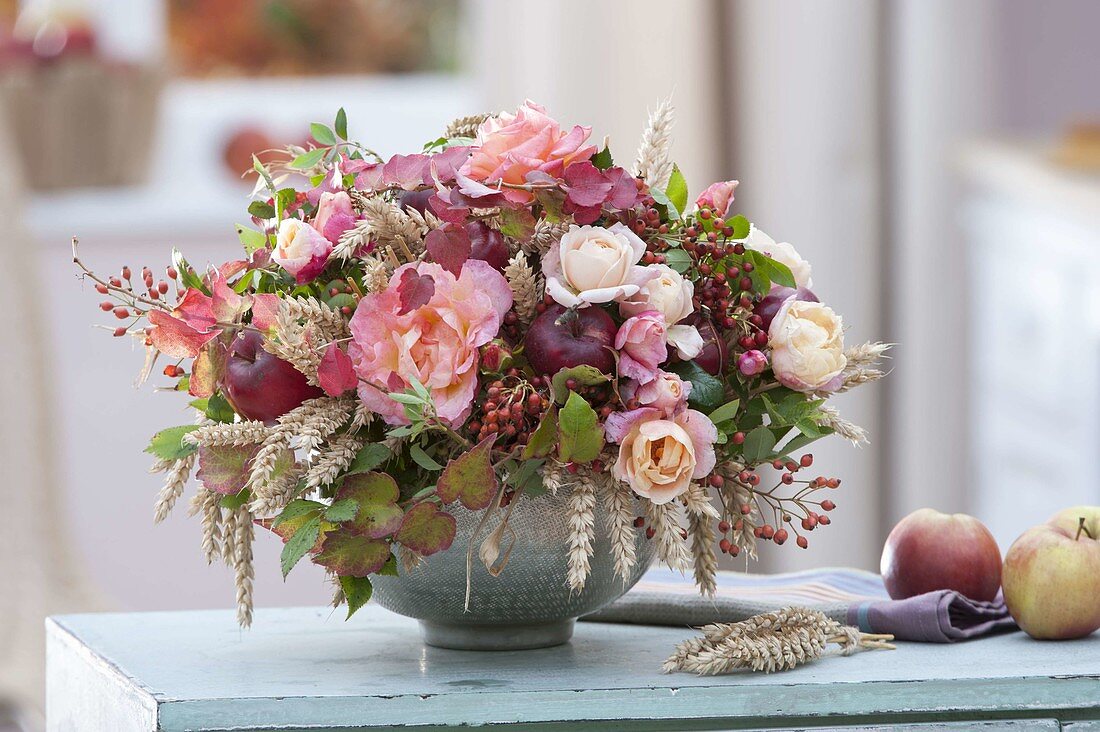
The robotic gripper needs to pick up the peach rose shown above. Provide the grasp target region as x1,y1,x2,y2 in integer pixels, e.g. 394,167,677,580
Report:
606,407,718,504
768,298,846,392
543,223,657,308
347,260,512,426
273,217,333,284
460,100,596,204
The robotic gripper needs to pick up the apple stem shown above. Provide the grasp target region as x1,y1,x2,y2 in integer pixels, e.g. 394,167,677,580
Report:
1076,517,1093,541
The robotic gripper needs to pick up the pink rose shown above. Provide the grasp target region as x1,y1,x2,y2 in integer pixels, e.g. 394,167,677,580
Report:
313,191,356,245
273,218,333,284
695,180,739,217
459,100,597,204
347,260,512,427
615,311,668,384
605,407,718,505
622,370,692,414
619,263,703,359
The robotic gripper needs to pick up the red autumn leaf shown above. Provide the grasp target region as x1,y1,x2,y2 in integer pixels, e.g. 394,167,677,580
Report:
174,288,216,329
428,191,470,224
317,343,358,397
381,153,431,190
314,529,392,577
334,472,404,539
196,443,261,495
396,268,436,315
563,201,603,226
564,161,613,207
250,293,280,332
211,272,251,323
436,434,498,510
395,502,457,556
604,166,643,209
425,225,471,277
148,309,219,359
428,146,472,184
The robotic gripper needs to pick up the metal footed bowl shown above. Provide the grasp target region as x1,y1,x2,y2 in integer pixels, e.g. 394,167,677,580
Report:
372,489,656,650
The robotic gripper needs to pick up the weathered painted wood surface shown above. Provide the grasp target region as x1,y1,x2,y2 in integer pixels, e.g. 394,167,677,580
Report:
46,605,1100,731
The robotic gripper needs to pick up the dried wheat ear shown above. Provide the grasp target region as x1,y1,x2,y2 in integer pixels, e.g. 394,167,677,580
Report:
663,607,895,675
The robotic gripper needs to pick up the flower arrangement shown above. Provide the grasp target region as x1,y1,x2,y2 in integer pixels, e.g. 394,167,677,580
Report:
78,100,888,627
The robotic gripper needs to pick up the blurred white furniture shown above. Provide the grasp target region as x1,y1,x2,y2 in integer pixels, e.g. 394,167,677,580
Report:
961,140,1100,548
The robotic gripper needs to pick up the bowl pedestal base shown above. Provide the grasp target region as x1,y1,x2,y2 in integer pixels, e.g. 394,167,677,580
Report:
419,618,575,650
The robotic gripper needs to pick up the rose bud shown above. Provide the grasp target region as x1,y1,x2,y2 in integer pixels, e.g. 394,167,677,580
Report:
738,349,767,376
479,339,513,374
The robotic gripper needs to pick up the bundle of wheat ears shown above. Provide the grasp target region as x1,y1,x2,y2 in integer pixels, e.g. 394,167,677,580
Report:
663,607,895,675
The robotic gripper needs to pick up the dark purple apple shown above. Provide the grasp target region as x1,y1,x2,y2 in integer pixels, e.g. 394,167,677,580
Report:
755,286,819,332
692,316,729,376
222,331,323,424
524,304,617,376
466,221,509,271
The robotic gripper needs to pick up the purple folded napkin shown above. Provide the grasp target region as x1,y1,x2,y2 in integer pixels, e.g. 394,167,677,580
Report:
583,567,1017,642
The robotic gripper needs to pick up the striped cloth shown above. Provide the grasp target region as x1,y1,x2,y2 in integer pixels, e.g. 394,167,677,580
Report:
584,567,1016,642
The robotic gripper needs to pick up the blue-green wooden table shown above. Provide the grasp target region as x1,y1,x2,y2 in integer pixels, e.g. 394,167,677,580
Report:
45,606,1100,731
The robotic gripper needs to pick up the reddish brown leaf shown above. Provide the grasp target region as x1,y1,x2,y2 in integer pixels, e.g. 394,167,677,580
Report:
564,161,613,207
396,268,436,315
381,153,431,190
395,502,457,556
250,293,280,332
314,530,392,577
317,343,358,396
196,443,260,495
334,472,404,539
148,309,219,359
425,225,472,277
436,434,498,510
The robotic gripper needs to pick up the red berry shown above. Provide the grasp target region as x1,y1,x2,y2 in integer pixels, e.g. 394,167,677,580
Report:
761,524,775,539
99,301,114,311
772,459,785,470
732,432,745,445
95,284,109,294
800,454,814,468
709,474,724,488
719,538,732,553
821,499,836,512
797,536,809,549
818,515,831,526
781,473,794,485
112,307,130,320
633,517,645,528
801,516,818,531
729,545,740,557
740,503,752,515
645,527,656,539
773,529,788,545
112,327,127,337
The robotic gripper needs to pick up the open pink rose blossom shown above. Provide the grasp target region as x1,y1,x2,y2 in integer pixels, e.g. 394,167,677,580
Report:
615,310,669,384
460,100,597,204
347,260,512,427
606,406,718,504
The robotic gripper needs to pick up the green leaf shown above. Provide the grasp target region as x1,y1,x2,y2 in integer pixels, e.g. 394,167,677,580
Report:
395,502,457,556
336,472,403,539
741,426,777,463
796,418,828,439
508,458,546,497
666,165,688,215
247,200,276,219
668,361,726,413
340,575,372,618
389,392,426,406
289,148,326,170
551,365,610,404
649,184,680,221
748,249,796,290
409,444,444,471
145,425,200,460
592,145,614,170
347,443,391,474
324,498,360,523
310,122,337,146
204,393,235,423
171,248,207,294
707,399,741,426
729,214,751,240
236,224,268,254
498,207,536,239
281,515,321,578
252,154,276,194
195,443,260,496
664,248,692,274
436,435,498,510
314,530,391,577
522,404,558,459
334,108,348,140
275,188,297,220
557,391,604,463
219,488,250,511
274,499,325,528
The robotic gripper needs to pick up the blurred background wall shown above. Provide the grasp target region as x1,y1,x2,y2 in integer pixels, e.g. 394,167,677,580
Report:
1,0,1097,724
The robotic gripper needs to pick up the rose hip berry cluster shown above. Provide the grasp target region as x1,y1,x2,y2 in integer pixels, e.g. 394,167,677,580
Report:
466,376,551,449
85,258,179,338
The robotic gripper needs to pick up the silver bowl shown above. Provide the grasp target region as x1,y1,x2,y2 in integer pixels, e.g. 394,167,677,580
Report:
372,489,656,650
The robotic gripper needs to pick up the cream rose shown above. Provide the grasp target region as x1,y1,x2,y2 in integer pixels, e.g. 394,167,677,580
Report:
606,407,718,505
619,264,703,358
768,299,846,392
744,225,813,289
543,223,656,308
273,217,333,284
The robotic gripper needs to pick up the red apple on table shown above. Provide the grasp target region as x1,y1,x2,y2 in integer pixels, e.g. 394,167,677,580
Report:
524,304,617,376
1002,506,1100,640
880,508,1002,601
222,331,323,424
